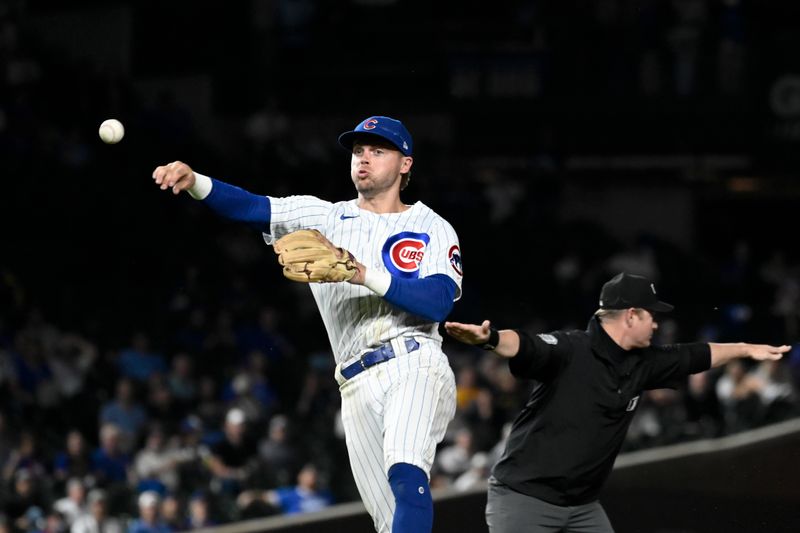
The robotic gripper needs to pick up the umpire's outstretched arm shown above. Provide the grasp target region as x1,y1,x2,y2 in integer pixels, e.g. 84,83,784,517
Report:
709,342,789,367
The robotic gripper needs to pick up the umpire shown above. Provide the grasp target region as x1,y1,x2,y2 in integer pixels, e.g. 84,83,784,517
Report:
444,272,789,533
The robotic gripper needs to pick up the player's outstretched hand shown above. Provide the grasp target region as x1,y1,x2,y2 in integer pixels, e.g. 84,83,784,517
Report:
746,343,791,361
444,319,492,346
152,161,196,195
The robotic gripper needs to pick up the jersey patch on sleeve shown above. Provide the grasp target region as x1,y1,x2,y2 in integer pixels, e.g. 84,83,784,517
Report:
537,334,558,345
448,245,463,277
382,231,429,278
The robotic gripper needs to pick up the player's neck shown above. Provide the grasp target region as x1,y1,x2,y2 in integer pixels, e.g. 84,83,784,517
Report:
357,193,409,214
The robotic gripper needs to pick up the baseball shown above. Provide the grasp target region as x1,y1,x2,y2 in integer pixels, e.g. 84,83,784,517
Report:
98,118,125,144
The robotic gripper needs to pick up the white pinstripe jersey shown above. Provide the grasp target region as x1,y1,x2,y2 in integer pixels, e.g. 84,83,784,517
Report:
263,195,463,366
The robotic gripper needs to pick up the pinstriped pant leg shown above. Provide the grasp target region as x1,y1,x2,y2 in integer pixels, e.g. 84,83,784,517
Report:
382,349,457,474
339,373,395,533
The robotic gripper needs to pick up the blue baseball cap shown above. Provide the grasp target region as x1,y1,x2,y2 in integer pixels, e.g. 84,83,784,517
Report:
338,116,413,156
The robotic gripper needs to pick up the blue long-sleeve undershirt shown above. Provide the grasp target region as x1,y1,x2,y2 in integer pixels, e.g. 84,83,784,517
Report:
200,178,457,322
203,178,271,232
384,274,457,323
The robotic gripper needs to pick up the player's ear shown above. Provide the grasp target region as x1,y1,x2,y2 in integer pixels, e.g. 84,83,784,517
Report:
401,156,413,173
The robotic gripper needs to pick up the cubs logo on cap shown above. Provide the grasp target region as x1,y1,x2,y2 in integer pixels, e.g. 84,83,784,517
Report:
383,231,429,278
338,116,413,156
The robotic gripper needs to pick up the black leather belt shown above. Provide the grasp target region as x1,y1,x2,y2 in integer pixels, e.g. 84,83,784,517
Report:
341,338,420,381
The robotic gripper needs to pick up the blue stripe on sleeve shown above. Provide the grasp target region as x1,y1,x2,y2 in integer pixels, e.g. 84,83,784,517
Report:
383,273,457,323
203,178,271,232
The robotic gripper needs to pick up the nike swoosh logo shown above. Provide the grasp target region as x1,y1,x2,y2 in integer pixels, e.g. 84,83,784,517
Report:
340,214,360,220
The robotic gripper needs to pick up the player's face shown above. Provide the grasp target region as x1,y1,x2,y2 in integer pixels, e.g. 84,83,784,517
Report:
350,141,412,197
630,309,658,348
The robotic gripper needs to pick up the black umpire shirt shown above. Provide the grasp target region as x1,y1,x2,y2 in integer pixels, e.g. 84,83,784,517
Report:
491,315,711,506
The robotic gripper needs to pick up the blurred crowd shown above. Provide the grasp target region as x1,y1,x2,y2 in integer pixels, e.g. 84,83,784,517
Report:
3,0,800,532
1,241,800,533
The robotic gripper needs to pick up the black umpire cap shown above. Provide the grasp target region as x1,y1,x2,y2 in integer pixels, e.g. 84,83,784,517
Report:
599,272,674,313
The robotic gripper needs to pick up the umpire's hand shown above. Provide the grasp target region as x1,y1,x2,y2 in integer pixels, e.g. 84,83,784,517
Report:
444,320,492,345
445,320,521,358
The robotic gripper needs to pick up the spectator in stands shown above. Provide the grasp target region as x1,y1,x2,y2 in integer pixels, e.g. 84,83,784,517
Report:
90,424,131,489
269,463,333,515
477,355,527,424
131,425,179,496
193,377,226,436
171,416,209,495
99,378,148,454
71,489,123,533
221,357,278,431
115,333,166,385
185,492,215,530
462,388,505,453
202,312,238,365
48,333,98,433
237,463,333,516
52,430,92,490
127,491,170,533
205,408,257,497
158,494,182,532
144,378,183,437
435,427,475,484
234,306,294,365
39,509,67,533
256,414,298,488
455,366,481,411
753,359,798,423
1,430,46,486
715,359,766,432
53,477,88,527
170,306,208,358
453,451,491,492
2,468,45,533
9,330,58,422
293,356,339,436
165,353,197,411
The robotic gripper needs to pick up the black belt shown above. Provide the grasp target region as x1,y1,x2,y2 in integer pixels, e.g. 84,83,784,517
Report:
341,338,420,381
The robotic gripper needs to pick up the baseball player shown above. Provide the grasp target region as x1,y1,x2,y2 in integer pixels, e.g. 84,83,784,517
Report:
152,116,463,533
444,272,790,533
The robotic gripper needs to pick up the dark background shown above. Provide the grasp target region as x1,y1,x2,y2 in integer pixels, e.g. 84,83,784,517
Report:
3,0,800,345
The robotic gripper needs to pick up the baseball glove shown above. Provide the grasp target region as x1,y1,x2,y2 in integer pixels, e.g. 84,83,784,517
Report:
273,229,358,283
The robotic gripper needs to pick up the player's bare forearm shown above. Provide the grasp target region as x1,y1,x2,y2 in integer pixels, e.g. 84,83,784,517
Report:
709,342,790,368
444,320,521,358
152,160,197,195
